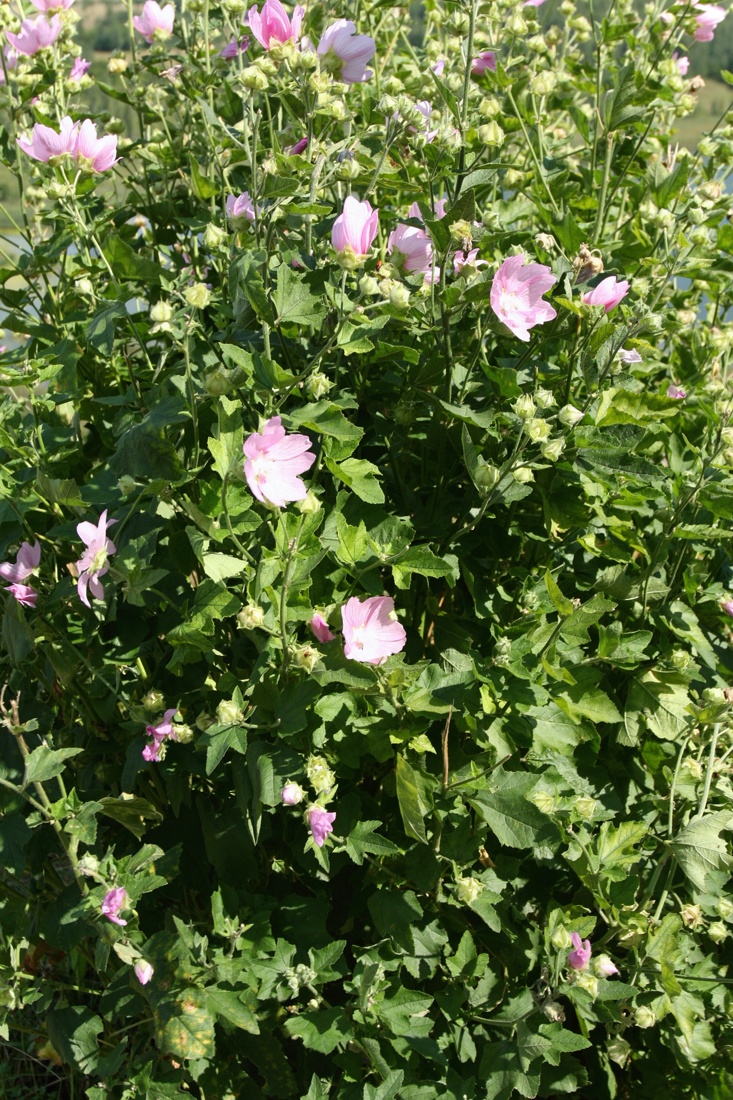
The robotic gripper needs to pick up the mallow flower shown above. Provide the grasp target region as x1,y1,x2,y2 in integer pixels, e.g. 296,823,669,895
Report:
226,191,257,226
408,198,447,221
388,222,437,284
69,56,91,81
75,119,120,172
281,781,305,805
243,416,316,507
454,248,487,275
31,0,75,8
134,960,154,985
75,510,117,608
133,1,175,42
17,116,78,163
6,15,62,55
490,254,557,341
693,2,726,40
0,541,41,584
247,0,304,49
309,614,336,643
582,275,629,312
101,887,129,926
341,595,406,664
307,806,336,847
317,19,375,83
331,196,379,265
5,584,38,608
568,933,591,970
472,50,497,74
142,708,179,762
667,383,687,399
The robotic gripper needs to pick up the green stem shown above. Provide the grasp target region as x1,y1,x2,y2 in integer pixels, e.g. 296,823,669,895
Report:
696,724,721,820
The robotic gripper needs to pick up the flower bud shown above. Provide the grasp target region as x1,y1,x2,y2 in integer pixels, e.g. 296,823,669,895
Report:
531,790,556,814
477,121,505,147
205,366,235,396
529,70,557,96
134,960,154,985
196,712,214,732
118,475,137,497
173,722,193,744
717,897,733,921
593,954,619,978
526,418,551,443
306,754,335,795
474,462,501,496
293,645,319,673
216,699,244,726
551,926,573,950
535,233,556,253
634,1006,657,1029
573,796,596,819
337,157,361,181
512,466,534,484
505,13,528,34
204,223,228,249
558,404,584,428
240,65,268,90
708,921,728,943
76,277,95,298
541,438,566,462
574,971,598,998
282,781,305,805
108,56,128,74
653,207,675,230
359,275,380,296
680,903,703,929
78,853,100,877
150,300,174,324
448,10,470,33
296,490,322,515
143,690,165,712
455,876,482,905
534,389,556,410
512,394,537,420
305,371,333,398
237,604,265,630
185,283,211,309
389,284,411,310
449,219,473,243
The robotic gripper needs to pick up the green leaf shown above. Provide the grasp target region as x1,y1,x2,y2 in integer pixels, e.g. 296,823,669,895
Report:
208,393,244,480
544,569,574,617
363,1070,405,1100
392,546,458,590
469,769,554,850
395,754,432,844
273,264,327,327
376,986,434,1037
595,388,682,426
326,456,385,503
190,158,218,200
24,746,83,786
343,820,401,865
283,1008,352,1053
594,819,648,871
206,988,260,1034
153,988,216,1060
334,512,369,566
97,796,163,839
625,670,691,742
103,236,161,284
46,1007,103,1074
202,551,248,584
671,811,733,891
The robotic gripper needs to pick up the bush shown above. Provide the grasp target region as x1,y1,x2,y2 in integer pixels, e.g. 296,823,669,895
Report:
1,0,733,1097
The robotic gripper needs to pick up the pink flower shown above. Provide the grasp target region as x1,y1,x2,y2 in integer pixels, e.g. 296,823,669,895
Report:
490,254,557,341
282,782,305,805
226,191,257,226
5,584,38,608
432,57,446,75
219,36,248,58
472,51,497,75
30,0,75,9
721,599,733,617
317,19,375,83
307,806,336,847
582,275,629,312
331,196,379,262
618,347,642,364
142,707,179,762
674,52,690,75
287,136,308,156
309,613,335,643
407,198,447,222
243,416,315,508
17,116,78,163
75,119,119,172
6,15,62,55
411,101,438,142
693,2,726,40
667,383,687,399
594,954,619,978
0,541,41,584
134,960,154,984
0,47,19,85
568,933,591,970
133,1,175,42
454,248,487,275
388,222,437,283
69,56,91,80
523,0,547,6
101,887,129,926
247,0,304,49
341,595,406,664
75,509,117,608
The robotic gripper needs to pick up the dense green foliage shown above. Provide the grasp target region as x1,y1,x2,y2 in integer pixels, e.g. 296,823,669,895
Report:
1,0,733,1097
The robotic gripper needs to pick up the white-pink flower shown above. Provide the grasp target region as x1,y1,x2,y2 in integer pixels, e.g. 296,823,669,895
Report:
693,2,726,40
307,806,336,847
75,119,119,172
133,0,175,43
219,36,248,59
247,0,304,49
411,101,438,143
472,51,496,75
523,0,547,6
134,960,154,985
282,781,305,805
142,707,179,762
388,222,437,283
0,541,41,584
667,383,687,399
75,509,117,608
341,595,406,664
568,932,591,970
490,254,557,341
407,198,447,222
226,191,257,226
101,887,129,926
30,0,75,9
0,47,19,85
5,584,38,608
17,116,78,163
331,196,379,261
673,52,689,75
309,613,335,643
454,248,487,276
243,416,315,508
317,19,375,83
69,56,91,81
618,347,642,364
6,15,62,56
582,275,629,312
431,57,446,76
